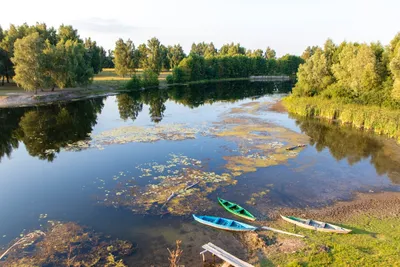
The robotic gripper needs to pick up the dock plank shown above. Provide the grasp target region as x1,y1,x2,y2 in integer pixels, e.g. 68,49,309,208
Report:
201,242,254,267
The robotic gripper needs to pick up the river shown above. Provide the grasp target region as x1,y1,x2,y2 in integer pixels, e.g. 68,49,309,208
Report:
0,80,399,266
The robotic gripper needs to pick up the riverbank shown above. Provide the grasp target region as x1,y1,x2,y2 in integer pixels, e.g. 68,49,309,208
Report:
283,96,400,142
0,88,124,108
0,77,277,108
243,191,400,266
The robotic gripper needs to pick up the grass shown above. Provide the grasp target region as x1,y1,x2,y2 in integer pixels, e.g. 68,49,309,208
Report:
93,68,172,88
264,214,400,266
283,96,400,142
1,69,245,96
0,83,25,95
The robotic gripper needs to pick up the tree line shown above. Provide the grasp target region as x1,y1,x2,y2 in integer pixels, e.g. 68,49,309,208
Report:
1,23,304,92
293,34,400,108
112,38,304,86
166,53,303,84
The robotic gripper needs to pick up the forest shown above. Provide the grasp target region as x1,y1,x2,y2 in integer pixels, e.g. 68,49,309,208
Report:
0,23,303,92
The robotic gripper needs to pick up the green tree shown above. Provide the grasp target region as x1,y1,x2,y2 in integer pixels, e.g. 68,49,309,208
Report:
265,47,276,59
0,23,58,84
247,49,263,58
204,43,217,57
84,38,102,74
12,32,49,93
219,43,246,56
167,44,185,68
301,46,319,60
160,44,170,70
323,39,337,70
293,48,333,96
113,38,135,77
58,25,81,43
67,40,94,86
332,43,380,97
102,49,114,68
390,46,400,99
145,37,162,74
137,43,148,68
277,54,304,76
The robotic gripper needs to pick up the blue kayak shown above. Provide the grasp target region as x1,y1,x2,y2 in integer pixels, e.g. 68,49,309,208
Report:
193,215,257,232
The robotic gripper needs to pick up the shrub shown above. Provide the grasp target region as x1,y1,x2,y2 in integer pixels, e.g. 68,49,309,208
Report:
166,74,174,84
171,67,185,83
125,75,142,90
141,69,159,87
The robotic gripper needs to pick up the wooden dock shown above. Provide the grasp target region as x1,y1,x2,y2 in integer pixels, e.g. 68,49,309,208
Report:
249,75,290,81
200,242,254,267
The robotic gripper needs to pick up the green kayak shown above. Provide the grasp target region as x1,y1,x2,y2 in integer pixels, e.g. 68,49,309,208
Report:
218,197,256,221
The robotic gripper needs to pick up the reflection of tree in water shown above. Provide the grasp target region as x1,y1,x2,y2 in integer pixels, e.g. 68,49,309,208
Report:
167,80,292,108
293,115,400,184
115,80,293,123
0,98,105,161
141,89,168,123
116,92,143,121
0,108,26,162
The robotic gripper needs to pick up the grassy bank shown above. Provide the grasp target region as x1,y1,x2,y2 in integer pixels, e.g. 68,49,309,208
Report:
283,96,400,142
250,192,400,266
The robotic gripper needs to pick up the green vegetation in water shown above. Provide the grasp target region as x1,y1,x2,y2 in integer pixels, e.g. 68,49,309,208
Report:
95,153,236,216
214,103,309,175
0,221,134,267
65,123,208,152
283,96,400,142
246,189,271,206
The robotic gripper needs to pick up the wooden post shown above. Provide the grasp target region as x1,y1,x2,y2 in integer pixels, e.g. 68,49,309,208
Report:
200,250,207,262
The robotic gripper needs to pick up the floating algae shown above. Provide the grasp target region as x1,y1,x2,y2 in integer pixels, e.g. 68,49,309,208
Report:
246,189,271,205
65,123,212,151
1,221,134,267
106,168,235,215
213,101,309,175
95,154,235,216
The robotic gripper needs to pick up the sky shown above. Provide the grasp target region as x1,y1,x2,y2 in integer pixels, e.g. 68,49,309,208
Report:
1,0,399,56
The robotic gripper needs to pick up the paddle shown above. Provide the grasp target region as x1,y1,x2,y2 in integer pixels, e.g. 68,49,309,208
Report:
259,226,305,238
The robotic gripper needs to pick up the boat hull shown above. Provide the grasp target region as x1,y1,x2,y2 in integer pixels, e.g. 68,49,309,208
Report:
218,197,256,221
193,215,257,232
281,215,351,234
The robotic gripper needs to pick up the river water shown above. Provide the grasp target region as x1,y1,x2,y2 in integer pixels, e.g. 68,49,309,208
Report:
0,81,399,266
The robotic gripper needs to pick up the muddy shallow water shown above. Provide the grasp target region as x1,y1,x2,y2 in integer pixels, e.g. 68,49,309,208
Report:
0,81,399,266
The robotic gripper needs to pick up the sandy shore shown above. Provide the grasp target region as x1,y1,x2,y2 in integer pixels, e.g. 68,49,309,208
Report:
0,88,122,108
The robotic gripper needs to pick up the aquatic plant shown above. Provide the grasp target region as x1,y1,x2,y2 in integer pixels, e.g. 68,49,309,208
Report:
283,96,400,142
0,221,134,267
167,240,183,267
215,121,308,175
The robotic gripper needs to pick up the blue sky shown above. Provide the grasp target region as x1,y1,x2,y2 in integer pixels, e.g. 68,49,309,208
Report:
1,0,399,56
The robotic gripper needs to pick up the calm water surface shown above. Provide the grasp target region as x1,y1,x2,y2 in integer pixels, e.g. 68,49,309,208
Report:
0,81,399,265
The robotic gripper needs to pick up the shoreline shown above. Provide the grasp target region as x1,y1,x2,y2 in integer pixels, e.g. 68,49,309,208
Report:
0,77,295,108
0,88,127,108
